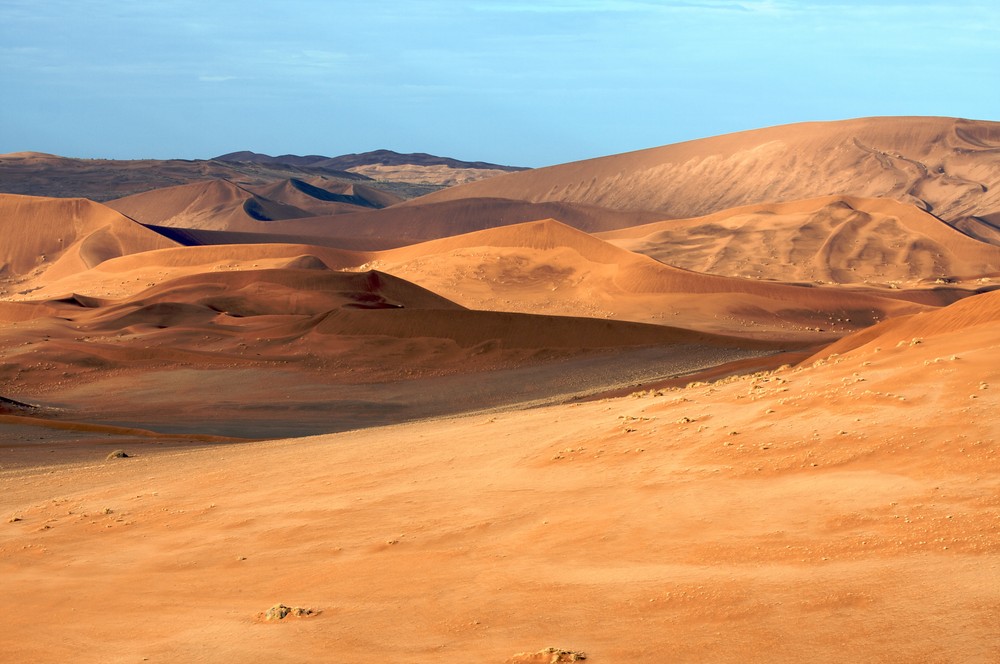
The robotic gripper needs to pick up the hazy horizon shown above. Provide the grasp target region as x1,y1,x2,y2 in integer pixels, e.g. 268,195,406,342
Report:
2,1,998,167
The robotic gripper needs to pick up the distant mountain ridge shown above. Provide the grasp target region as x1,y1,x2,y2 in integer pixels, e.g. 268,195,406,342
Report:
0,147,525,202
214,149,528,173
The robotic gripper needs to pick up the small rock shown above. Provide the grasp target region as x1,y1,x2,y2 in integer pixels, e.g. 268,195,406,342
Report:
508,647,587,663
106,449,129,460
263,604,315,621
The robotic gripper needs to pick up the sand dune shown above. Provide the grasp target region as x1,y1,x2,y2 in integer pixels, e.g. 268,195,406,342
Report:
2,288,997,663
127,195,666,250
0,261,778,441
13,217,932,342
814,287,1000,358
246,178,403,216
106,179,321,231
0,194,177,291
599,195,1000,287
11,242,366,301
346,162,525,186
408,117,1000,234
363,218,932,340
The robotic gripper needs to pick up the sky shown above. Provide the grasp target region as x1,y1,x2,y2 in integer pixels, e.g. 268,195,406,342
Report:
1,0,997,167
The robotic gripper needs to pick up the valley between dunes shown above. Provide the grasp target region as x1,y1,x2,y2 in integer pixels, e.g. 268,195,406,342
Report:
1,117,999,663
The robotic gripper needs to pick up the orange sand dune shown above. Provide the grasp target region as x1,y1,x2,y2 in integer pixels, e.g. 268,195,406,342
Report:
0,263,777,440
0,194,177,290
815,287,1000,359
11,242,366,301
106,179,317,231
285,197,665,243
599,195,1000,287
132,195,665,250
2,288,997,663
12,217,932,342
363,218,931,340
408,117,1000,234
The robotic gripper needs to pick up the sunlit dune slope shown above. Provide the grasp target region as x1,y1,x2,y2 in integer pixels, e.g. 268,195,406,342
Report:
814,287,1000,359
599,195,1000,287
363,218,930,339
2,288,997,663
0,194,177,286
407,117,1000,235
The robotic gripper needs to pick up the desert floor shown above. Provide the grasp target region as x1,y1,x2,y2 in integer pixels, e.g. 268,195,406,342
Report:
3,319,998,663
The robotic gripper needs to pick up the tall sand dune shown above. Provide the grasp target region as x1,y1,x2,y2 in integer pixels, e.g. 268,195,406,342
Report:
0,194,177,289
407,117,1000,234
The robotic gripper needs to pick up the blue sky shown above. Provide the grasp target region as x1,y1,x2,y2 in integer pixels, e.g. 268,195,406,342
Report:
1,0,997,166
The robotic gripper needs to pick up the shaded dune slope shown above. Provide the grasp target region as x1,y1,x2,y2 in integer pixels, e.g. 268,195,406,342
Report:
245,178,402,215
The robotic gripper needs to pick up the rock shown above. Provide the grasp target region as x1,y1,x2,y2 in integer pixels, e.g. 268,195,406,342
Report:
508,647,587,663
263,604,315,621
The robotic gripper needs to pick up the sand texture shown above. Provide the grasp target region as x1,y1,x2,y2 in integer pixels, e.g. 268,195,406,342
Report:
1,116,998,662
411,117,1000,237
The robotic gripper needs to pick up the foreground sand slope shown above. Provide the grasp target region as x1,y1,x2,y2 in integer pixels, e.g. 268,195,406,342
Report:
409,117,1000,237
2,290,997,663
